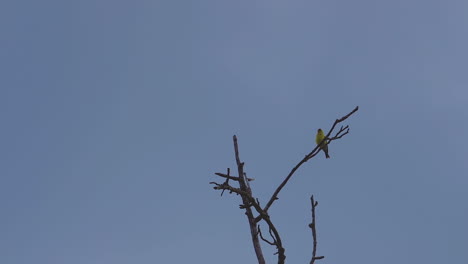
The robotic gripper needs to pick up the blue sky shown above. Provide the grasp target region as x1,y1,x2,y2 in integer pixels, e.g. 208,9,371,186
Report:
1,0,467,263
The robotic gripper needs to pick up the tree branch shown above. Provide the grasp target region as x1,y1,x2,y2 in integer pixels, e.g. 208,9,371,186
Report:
309,195,324,264
211,106,358,264
215,172,255,182
258,225,275,245
212,137,287,264
263,106,359,212
233,136,266,264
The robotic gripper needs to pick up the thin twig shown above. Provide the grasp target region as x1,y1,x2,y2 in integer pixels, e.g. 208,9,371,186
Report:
220,168,230,196
215,172,255,182
309,195,324,264
258,225,275,245
210,182,248,196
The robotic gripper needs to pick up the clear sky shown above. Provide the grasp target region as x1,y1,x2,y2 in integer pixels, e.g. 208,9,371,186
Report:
1,1,467,263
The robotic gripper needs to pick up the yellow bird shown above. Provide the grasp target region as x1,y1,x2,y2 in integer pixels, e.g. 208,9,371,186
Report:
315,129,330,159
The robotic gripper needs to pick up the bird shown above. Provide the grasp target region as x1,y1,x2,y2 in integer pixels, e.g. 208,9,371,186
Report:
315,128,330,159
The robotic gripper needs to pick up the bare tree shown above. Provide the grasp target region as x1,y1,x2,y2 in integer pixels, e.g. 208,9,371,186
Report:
210,106,359,264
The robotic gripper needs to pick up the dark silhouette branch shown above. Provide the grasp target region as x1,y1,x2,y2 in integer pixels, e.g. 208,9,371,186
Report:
233,136,266,264
211,136,287,264
210,181,249,196
258,225,275,245
211,106,359,264
309,195,324,264
215,172,255,182
263,106,359,212
221,168,230,196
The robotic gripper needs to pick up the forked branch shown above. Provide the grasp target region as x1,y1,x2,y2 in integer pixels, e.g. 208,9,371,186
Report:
263,106,359,212
210,106,359,264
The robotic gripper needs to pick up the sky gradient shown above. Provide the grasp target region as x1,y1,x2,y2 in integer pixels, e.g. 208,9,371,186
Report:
1,1,467,263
